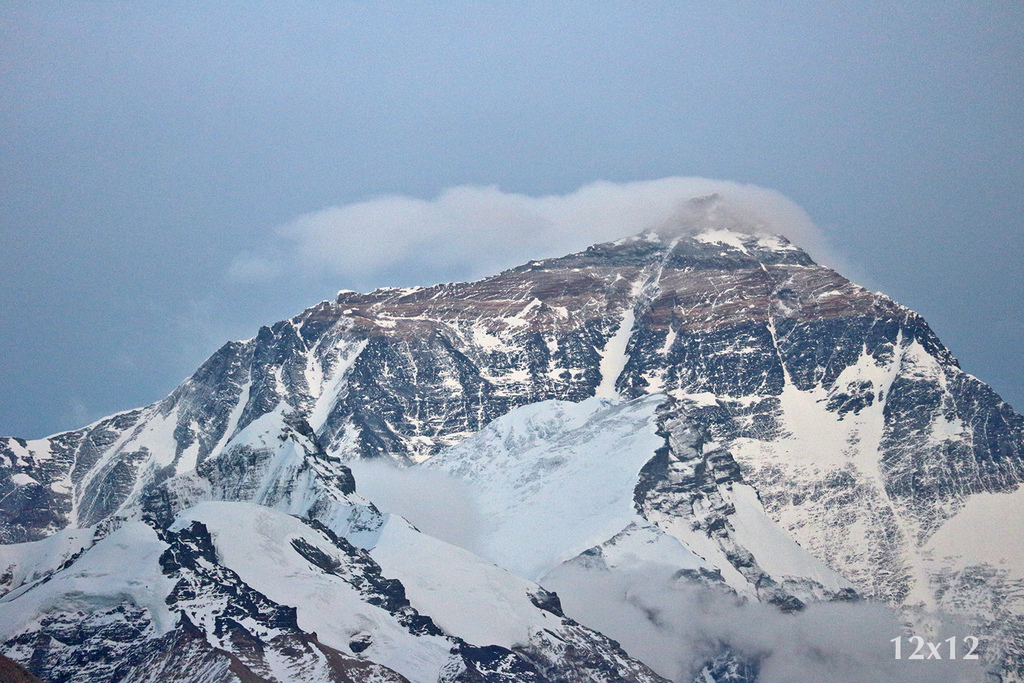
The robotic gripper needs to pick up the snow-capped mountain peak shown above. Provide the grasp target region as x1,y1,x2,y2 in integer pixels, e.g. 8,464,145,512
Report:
0,227,1018,681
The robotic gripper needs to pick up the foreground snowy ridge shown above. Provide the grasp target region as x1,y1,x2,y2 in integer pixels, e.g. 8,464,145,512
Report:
1,208,1020,681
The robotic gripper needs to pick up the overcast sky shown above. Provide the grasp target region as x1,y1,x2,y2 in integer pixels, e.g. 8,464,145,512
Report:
1,2,1021,439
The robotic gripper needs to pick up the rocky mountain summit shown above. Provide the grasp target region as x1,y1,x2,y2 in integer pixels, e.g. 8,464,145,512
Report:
1,205,1021,681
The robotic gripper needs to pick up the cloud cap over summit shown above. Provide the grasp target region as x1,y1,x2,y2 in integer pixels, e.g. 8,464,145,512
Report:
229,177,831,288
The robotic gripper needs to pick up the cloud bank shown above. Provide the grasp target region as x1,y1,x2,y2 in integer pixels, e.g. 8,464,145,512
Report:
229,177,832,289
543,563,986,683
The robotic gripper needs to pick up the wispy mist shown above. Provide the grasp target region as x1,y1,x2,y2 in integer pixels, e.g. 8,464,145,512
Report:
542,562,987,683
348,459,486,554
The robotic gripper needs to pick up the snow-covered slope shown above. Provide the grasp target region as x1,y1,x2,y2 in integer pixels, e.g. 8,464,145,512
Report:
422,395,669,581
172,502,456,682
421,394,850,602
0,508,416,683
369,515,669,683
0,499,670,683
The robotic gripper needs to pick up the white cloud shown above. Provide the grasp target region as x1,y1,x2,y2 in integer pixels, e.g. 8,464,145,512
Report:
229,177,835,288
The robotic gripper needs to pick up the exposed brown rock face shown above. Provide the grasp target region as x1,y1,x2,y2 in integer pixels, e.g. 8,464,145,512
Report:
0,652,45,683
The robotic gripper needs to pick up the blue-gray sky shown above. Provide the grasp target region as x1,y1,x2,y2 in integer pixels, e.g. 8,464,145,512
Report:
1,2,1021,438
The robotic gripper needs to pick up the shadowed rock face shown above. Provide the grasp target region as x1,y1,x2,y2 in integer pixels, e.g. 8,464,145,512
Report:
1,227,1022,681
